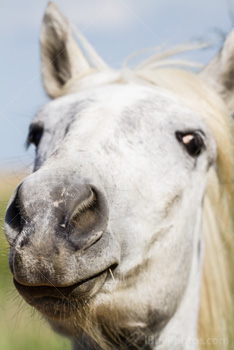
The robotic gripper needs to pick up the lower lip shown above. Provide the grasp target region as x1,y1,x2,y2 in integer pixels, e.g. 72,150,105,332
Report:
14,270,109,319
28,296,74,319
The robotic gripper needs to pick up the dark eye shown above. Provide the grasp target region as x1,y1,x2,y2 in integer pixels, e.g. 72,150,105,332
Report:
176,131,205,157
26,123,44,148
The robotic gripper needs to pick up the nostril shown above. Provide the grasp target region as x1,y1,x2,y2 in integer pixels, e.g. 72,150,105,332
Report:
67,186,109,250
70,187,97,231
5,184,25,241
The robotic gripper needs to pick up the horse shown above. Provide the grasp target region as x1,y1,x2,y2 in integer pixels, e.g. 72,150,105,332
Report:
4,2,234,350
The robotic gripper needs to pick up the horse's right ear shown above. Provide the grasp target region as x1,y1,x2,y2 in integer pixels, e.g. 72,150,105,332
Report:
40,2,94,98
200,29,234,113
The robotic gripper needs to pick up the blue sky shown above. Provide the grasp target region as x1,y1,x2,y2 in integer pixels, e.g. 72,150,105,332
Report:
0,0,233,172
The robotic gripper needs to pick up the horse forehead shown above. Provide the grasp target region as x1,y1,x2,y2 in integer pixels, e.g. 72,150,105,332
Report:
37,84,197,127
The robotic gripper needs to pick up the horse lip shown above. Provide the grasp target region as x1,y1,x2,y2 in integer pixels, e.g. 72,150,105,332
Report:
13,268,113,320
13,264,117,300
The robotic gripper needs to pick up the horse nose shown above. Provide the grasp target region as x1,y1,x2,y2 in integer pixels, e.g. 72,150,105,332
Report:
5,179,109,252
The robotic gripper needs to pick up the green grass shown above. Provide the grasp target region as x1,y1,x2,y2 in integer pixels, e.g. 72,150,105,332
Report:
0,175,71,350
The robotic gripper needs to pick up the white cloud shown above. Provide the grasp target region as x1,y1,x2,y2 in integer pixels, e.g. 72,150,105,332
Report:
56,0,170,30
60,0,134,29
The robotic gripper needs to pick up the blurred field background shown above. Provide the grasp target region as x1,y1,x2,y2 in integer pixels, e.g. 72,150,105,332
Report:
0,174,71,350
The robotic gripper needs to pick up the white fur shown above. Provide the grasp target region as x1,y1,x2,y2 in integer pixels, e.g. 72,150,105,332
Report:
29,84,216,349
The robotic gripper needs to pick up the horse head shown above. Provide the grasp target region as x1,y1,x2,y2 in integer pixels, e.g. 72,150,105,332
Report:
4,3,234,349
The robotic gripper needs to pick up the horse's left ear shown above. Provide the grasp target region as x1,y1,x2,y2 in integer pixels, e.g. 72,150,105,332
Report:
200,29,234,113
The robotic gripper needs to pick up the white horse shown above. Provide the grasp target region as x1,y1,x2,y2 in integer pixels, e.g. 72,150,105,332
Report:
4,3,234,350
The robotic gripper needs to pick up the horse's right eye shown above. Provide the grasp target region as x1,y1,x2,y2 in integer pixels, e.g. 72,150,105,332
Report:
176,131,205,157
26,123,44,148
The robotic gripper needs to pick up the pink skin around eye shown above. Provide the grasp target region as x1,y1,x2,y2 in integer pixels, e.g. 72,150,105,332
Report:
182,135,194,144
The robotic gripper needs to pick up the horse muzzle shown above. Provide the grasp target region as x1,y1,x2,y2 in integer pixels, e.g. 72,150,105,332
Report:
4,171,120,318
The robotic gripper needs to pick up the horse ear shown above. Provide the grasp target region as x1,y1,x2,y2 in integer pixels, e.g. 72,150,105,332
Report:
40,2,92,98
200,29,234,113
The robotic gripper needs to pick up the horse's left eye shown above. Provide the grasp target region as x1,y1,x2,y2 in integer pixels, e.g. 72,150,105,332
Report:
26,123,44,148
176,131,205,157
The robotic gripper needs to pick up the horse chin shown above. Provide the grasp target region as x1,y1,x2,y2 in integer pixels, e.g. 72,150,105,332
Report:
13,270,108,320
